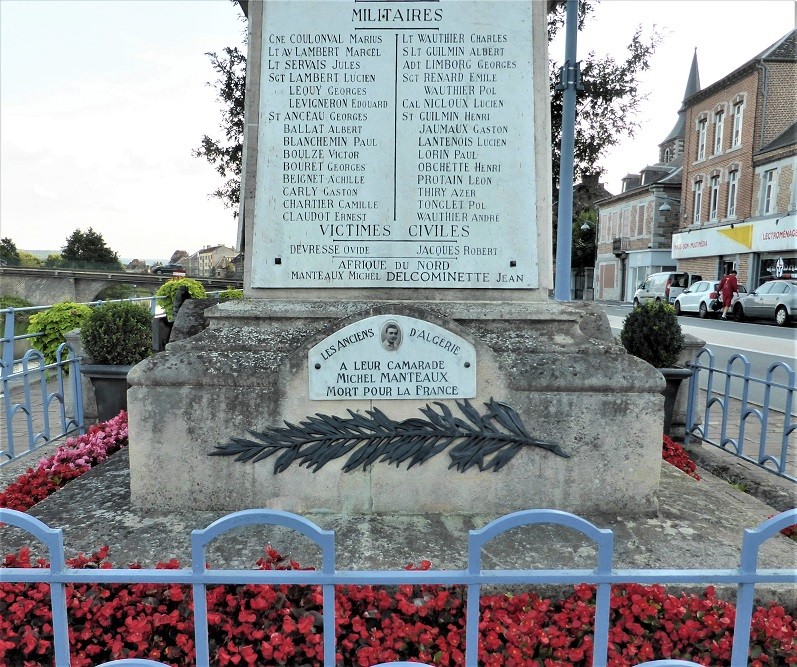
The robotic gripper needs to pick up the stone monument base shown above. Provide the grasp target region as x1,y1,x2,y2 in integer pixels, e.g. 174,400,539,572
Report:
127,300,664,517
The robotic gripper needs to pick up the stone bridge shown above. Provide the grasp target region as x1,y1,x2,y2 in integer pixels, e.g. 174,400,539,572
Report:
0,267,241,306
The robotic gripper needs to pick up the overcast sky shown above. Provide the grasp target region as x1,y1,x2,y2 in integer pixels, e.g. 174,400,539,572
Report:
1,0,794,263
570,0,796,194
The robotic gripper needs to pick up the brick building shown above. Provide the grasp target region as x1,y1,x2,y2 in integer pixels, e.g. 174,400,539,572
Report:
592,53,699,301
672,29,797,290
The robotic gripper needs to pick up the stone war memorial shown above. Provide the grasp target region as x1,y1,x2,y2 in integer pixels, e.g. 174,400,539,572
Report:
128,0,664,517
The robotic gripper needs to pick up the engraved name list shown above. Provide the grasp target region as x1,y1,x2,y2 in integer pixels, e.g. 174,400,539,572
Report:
251,1,538,289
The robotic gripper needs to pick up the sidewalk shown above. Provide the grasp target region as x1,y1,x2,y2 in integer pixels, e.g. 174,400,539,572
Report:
0,376,77,473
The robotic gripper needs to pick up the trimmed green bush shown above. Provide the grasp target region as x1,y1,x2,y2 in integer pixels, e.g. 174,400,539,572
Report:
80,301,153,366
27,302,92,365
620,300,685,368
155,278,206,321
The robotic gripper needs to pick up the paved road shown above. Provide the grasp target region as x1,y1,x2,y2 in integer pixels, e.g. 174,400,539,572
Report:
604,306,796,411
602,304,795,478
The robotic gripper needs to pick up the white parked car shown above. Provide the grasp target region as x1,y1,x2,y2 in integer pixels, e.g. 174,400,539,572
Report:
673,280,747,319
632,271,701,306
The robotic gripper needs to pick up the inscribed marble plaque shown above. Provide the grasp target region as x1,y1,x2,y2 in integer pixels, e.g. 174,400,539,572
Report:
251,0,538,289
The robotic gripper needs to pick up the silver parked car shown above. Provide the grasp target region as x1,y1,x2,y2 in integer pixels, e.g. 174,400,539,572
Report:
674,280,746,319
732,279,797,326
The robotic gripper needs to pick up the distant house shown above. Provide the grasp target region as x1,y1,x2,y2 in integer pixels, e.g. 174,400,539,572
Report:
593,30,797,300
170,250,189,265
592,53,697,301
186,245,238,278
672,29,797,290
126,258,149,274
230,252,245,279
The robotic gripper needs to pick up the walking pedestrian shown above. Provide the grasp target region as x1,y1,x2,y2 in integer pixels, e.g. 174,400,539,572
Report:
718,269,739,319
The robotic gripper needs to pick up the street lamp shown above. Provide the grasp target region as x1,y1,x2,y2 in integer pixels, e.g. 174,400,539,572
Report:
577,221,596,300
658,198,681,212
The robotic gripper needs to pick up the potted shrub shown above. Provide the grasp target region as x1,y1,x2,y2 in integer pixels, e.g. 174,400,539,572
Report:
620,300,691,434
80,301,153,421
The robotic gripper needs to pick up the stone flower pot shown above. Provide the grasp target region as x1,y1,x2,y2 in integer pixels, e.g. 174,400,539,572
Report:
659,366,694,436
80,364,133,422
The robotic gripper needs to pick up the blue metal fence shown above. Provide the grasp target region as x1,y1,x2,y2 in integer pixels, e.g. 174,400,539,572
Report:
685,347,796,481
2,506,795,667
1,293,231,467
1,305,84,464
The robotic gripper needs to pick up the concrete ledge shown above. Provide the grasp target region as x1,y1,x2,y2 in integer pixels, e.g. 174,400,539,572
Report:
683,440,796,512
205,299,618,328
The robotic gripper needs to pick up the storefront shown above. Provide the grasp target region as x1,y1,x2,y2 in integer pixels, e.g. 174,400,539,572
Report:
671,212,797,289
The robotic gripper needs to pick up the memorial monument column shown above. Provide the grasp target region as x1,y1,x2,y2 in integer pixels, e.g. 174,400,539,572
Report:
128,0,664,517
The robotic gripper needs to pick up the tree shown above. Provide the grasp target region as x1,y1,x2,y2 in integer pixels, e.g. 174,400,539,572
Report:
61,228,122,271
0,237,21,266
18,251,43,268
44,253,62,268
196,0,658,222
193,46,246,213
548,0,660,220
572,209,597,271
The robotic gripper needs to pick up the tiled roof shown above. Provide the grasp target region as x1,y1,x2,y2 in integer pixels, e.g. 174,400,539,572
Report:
759,121,797,153
760,28,796,62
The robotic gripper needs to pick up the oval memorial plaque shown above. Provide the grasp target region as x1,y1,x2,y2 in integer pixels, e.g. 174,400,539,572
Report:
308,314,476,400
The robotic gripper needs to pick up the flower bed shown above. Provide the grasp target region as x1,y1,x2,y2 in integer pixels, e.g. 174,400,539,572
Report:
661,435,701,480
1,546,795,666
0,411,129,513
2,417,796,665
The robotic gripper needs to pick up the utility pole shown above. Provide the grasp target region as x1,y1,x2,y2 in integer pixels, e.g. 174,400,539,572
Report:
554,0,581,301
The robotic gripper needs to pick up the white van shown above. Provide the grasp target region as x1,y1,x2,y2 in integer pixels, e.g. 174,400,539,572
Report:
632,272,702,306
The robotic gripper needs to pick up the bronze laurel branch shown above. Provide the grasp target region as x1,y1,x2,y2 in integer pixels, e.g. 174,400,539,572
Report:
209,398,569,473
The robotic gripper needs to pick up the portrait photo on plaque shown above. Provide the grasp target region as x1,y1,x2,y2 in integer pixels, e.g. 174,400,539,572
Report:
381,320,402,351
